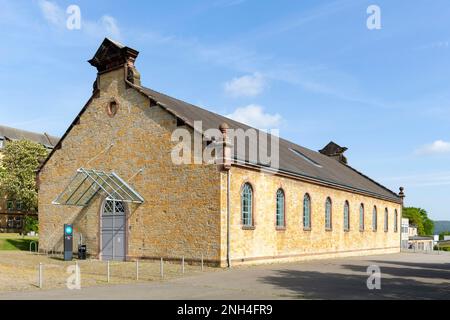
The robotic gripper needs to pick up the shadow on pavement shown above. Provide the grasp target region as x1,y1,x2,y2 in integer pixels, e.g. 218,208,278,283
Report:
260,269,450,300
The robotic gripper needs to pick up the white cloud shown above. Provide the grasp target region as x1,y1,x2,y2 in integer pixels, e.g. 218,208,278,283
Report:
224,73,266,97
383,171,450,187
416,140,450,155
226,104,282,129
38,0,65,26
84,15,121,39
38,1,121,39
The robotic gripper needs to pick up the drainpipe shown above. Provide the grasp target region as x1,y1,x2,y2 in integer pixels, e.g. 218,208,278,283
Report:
219,123,232,268
399,187,405,250
227,170,231,268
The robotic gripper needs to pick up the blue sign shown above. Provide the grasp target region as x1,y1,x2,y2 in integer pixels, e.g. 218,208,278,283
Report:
65,225,73,235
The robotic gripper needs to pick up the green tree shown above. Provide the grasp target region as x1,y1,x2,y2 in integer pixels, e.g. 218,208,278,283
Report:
23,215,39,234
0,140,48,212
402,207,434,236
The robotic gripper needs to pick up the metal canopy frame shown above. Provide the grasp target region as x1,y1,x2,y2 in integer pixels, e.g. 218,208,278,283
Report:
53,168,144,207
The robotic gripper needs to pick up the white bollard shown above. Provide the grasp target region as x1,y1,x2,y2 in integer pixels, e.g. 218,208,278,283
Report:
160,258,164,279
201,254,204,272
107,261,110,283
182,256,185,274
38,263,43,289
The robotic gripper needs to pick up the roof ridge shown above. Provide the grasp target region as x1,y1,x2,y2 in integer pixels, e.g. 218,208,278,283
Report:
0,124,58,140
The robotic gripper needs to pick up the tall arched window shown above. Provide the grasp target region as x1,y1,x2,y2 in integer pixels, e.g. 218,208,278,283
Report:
384,208,389,232
344,201,350,231
373,206,378,231
276,189,285,228
325,197,332,230
359,204,365,231
394,209,398,233
303,194,311,230
241,183,253,227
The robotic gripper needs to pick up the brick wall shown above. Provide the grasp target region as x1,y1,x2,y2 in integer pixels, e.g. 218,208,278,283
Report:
221,166,401,266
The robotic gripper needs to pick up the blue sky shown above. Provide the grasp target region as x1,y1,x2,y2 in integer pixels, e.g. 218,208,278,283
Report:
0,0,449,220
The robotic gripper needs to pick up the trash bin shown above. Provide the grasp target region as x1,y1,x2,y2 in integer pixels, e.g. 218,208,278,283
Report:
78,245,87,260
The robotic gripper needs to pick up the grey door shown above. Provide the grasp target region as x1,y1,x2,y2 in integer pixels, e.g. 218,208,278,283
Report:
101,200,126,261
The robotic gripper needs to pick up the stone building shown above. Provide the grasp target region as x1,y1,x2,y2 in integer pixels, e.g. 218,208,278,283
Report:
38,39,404,266
0,125,59,232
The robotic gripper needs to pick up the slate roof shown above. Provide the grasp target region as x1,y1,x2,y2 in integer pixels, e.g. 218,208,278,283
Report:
0,124,59,149
140,87,401,203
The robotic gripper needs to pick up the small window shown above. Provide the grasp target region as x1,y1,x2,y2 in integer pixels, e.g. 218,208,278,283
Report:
373,206,378,231
394,209,398,233
303,194,311,230
6,200,14,212
241,183,253,227
6,217,14,228
276,189,285,228
384,208,389,232
107,100,119,117
16,201,23,211
343,201,350,231
14,216,22,229
359,204,365,231
325,197,332,230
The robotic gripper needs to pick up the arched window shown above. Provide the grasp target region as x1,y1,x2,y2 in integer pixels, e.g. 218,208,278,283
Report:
359,204,365,231
384,208,389,232
276,189,285,228
373,206,378,231
344,201,350,231
394,209,398,233
241,183,253,227
325,197,332,230
303,194,311,230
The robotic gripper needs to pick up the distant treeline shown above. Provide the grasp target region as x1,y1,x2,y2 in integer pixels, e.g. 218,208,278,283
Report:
434,221,450,234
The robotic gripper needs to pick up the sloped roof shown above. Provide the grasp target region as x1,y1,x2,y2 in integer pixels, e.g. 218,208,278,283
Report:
141,87,401,203
0,124,59,148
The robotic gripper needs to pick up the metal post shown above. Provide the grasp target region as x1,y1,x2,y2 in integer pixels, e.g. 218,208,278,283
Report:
75,261,80,285
182,256,185,274
201,254,204,272
107,261,110,283
38,263,43,289
136,260,139,281
160,258,164,279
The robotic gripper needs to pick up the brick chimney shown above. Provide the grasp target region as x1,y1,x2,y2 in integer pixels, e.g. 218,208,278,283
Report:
319,141,348,164
88,38,141,88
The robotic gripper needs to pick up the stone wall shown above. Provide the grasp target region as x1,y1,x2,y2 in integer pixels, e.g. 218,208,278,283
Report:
221,166,401,266
38,67,222,264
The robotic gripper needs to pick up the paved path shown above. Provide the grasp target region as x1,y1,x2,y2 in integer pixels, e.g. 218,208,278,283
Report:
1,252,449,300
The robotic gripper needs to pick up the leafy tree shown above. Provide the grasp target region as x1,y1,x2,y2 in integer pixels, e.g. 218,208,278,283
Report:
402,207,435,236
0,140,48,212
23,215,39,234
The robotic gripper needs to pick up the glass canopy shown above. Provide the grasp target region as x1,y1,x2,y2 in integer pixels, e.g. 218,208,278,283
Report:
53,168,144,206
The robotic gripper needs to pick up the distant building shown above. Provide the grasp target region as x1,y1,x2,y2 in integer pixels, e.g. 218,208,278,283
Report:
0,125,59,233
408,224,418,237
408,236,434,251
401,218,409,249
